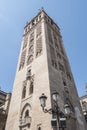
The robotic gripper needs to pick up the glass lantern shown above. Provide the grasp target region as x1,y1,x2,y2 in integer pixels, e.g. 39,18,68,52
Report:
64,103,71,115
52,92,59,102
39,93,47,108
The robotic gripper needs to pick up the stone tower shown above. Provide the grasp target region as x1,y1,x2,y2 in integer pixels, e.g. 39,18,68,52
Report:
5,10,86,130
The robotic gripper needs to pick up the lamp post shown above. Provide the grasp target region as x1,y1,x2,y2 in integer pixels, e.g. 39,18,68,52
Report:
39,92,71,130
83,110,87,122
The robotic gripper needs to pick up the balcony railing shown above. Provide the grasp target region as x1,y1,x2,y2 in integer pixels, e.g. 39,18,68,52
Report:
26,73,31,80
19,117,31,127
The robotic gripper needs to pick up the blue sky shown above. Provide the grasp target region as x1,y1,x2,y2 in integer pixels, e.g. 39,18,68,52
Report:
0,0,87,97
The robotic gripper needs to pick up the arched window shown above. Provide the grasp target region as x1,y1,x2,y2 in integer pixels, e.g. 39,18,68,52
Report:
22,86,26,99
25,110,29,118
29,81,33,94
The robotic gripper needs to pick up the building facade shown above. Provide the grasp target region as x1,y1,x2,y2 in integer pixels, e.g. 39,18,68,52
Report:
0,90,11,130
80,95,87,123
6,10,86,130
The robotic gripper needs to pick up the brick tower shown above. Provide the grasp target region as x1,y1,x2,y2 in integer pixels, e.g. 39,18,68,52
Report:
5,9,86,130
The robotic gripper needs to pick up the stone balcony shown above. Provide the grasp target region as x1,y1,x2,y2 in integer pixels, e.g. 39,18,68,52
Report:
19,117,31,128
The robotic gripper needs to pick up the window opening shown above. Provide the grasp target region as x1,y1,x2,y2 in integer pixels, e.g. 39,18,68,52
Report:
25,110,29,118
22,86,26,99
38,127,41,130
29,81,33,94
27,55,33,65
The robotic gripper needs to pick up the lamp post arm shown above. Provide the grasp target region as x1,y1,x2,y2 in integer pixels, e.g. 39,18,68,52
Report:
43,108,53,114
43,107,59,115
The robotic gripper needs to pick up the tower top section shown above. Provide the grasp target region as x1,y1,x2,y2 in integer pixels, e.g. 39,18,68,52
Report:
24,9,60,36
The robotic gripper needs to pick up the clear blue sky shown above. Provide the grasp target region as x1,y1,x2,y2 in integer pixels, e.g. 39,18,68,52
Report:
0,0,87,97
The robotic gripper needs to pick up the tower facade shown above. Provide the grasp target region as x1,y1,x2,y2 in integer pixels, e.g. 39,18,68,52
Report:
6,10,86,130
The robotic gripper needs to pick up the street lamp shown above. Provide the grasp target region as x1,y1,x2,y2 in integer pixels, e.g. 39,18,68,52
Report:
64,103,71,115
52,92,59,102
39,93,47,110
39,92,71,130
83,111,87,122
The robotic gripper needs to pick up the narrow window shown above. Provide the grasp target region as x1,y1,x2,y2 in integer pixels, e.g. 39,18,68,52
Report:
27,55,33,65
22,86,26,99
57,52,61,59
67,73,71,81
19,50,26,70
27,69,31,78
30,31,34,42
29,81,33,94
63,81,67,86
29,45,33,53
26,69,31,80
58,37,64,55
59,62,64,72
63,81,69,93
32,20,35,26
36,17,38,22
22,35,28,50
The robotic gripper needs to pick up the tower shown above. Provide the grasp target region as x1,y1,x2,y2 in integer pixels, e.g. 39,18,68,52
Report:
6,10,86,130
